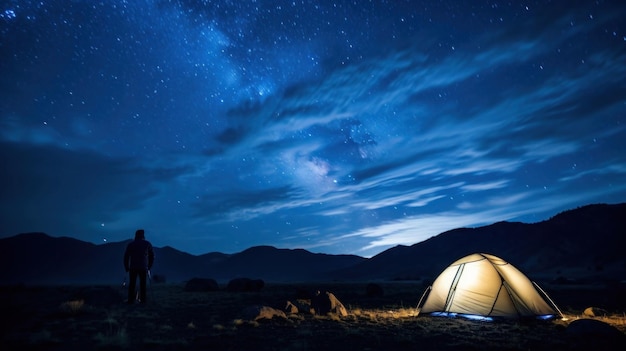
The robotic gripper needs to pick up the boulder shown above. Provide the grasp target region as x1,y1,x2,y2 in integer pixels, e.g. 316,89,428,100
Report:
566,319,626,347
583,307,608,317
288,299,314,314
284,300,299,314
311,290,348,317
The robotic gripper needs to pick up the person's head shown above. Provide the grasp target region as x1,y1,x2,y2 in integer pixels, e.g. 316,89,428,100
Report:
135,229,145,240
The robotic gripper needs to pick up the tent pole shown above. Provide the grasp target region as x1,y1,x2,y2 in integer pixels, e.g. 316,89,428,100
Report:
415,285,432,317
532,281,564,319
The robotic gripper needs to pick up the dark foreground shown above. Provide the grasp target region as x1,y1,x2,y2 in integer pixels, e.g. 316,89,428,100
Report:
1,281,625,350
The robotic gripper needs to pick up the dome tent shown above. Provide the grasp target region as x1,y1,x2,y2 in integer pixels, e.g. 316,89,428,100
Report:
417,253,562,320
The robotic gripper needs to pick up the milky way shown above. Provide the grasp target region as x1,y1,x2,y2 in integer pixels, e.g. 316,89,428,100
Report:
1,0,625,257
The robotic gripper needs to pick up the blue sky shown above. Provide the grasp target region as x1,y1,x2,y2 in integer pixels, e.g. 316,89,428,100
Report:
1,0,625,257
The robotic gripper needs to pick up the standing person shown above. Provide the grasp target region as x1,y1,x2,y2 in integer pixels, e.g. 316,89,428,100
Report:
123,229,155,304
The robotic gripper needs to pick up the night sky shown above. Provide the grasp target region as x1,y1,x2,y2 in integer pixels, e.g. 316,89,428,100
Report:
1,0,625,257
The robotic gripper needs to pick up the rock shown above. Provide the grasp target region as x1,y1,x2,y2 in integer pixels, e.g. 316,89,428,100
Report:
566,318,626,346
242,305,287,321
284,300,299,314
311,290,348,317
583,307,608,317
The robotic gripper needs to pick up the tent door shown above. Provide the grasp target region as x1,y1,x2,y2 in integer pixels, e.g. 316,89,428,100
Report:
443,263,465,312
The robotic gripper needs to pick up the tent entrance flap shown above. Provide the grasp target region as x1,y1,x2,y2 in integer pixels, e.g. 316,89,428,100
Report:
443,263,465,312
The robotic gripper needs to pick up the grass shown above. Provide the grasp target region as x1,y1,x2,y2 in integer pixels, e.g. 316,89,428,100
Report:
1,281,624,350
59,299,85,315
93,327,129,348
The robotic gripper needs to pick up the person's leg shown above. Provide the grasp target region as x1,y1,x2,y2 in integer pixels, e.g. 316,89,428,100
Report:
139,270,147,303
128,270,138,304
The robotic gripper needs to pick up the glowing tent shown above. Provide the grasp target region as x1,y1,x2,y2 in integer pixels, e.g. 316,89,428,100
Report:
417,253,562,320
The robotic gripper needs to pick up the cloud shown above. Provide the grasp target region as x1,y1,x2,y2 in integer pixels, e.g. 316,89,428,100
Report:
191,185,297,221
0,141,187,236
559,163,626,183
460,180,511,192
0,116,64,146
179,5,626,242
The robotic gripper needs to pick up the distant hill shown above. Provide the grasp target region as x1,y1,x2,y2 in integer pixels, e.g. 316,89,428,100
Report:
0,203,624,285
331,203,626,283
0,233,365,285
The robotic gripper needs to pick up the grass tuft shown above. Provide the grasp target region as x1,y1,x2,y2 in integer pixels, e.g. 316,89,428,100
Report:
94,326,128,348
59,299,85,315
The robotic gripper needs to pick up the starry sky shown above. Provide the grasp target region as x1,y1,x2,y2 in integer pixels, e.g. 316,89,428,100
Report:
1,0,625,257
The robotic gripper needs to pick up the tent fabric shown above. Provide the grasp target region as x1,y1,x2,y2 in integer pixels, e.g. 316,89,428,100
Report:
419,253,559,318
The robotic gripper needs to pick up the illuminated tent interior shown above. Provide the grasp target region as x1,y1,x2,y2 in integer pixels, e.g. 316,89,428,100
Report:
417,253,563,320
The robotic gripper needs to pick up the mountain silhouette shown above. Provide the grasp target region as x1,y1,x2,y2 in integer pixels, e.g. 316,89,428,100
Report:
0,202,624,285
0,233,365,285
331,202,626,282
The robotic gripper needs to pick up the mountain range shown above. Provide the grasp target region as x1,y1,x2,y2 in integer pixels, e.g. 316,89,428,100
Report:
1,202,624,286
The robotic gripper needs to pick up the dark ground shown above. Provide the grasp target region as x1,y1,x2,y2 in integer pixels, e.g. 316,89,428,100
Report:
1,281,625,350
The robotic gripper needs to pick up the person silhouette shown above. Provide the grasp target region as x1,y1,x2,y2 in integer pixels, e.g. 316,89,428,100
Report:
123,229,155,304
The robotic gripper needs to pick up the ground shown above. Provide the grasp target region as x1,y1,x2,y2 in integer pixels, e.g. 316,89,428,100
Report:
1,281,625,350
